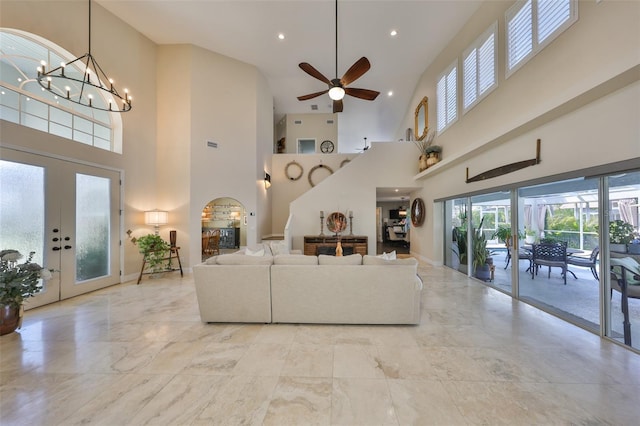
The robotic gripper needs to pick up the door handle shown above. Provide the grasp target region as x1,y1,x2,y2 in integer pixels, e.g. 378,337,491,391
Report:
64,245,72,250
52,246,61,251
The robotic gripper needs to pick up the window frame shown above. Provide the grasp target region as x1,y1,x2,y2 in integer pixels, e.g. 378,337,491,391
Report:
462,21,498,114
436,59,458,134
505,0,578,79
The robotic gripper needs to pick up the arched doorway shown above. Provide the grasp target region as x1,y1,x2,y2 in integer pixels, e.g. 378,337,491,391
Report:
201,197,247,257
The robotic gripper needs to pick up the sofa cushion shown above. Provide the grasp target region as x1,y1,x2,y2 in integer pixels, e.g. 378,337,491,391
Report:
318,253,362,265
270,240,290,256
274,254,318,265
363,255,418,266
216,254,274,265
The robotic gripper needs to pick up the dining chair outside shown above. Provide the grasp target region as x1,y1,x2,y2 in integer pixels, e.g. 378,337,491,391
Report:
566,246,600,280
531,241,576,285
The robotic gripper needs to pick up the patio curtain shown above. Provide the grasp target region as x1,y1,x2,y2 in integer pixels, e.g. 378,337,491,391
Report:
537,204,548,234
618,199,637,227
524,205,533,231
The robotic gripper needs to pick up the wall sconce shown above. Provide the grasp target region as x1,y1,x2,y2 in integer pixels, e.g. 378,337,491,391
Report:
144,209,169,235
264,172,271,189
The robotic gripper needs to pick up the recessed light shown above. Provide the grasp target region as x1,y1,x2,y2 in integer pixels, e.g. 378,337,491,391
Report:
387,91,393,97
390,30,398,37
395,189,399,192
278,33,285,40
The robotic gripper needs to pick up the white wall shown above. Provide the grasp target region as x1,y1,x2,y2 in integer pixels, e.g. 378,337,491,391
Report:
288,143,421,254
395,0,640,264
285,113,338,154
0,0,158,277
271,153,357,235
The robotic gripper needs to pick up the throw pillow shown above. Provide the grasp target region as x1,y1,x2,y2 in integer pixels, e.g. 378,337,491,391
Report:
245,247,265,257
378,250,397,260
363,255,418,266
216,254,273,265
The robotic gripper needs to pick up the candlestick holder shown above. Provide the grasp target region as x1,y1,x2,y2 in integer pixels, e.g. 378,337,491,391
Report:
320,212,325,236
349,216,354,235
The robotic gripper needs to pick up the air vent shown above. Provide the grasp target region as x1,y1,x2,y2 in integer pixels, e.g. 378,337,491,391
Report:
311,105,318,111
294,120,302,125
326,119,334,124
207,141,218,148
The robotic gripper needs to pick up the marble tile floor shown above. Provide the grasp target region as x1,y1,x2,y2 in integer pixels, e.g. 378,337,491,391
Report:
1,264,639,425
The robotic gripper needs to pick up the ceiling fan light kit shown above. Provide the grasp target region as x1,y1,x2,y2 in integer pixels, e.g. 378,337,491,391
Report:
297,0,379,113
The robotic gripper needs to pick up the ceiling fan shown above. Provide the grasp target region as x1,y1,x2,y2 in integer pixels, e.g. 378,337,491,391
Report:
297,0,379,113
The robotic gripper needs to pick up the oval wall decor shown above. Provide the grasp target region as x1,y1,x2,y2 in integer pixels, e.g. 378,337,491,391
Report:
411,197,425,227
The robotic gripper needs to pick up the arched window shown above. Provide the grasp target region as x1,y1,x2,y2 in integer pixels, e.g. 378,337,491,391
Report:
0,28,122,153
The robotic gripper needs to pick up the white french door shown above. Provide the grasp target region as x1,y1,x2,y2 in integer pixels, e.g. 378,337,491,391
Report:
0,149,121,309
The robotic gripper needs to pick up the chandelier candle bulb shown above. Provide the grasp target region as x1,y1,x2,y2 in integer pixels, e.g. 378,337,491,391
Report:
46,77,51,89
60,63,65,77
65,86,70,99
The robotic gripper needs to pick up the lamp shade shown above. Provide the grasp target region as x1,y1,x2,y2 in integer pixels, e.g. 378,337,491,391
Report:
144,210,168,226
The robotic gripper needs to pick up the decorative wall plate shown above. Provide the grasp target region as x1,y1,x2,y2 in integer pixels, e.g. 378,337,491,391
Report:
320,140,334,153
326,211,347,234
411,198,425,227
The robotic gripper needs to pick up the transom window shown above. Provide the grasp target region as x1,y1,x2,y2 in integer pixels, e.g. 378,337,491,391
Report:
506,0,578,78
0,29,122,153
463,22,497,114
437,60,458,133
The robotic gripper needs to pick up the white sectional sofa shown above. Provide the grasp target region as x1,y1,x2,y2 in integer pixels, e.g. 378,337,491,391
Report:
192,247,423,325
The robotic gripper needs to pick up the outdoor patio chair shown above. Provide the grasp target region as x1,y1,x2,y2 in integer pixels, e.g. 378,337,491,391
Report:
531,241,576,285
609,262,640,346
566,246,599,280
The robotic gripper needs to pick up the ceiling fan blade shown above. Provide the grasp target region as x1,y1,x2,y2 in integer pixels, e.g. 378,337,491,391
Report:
340,57,371,86
299,62,331,85
333,99,343,113
297,90,329,101
345,87,380,101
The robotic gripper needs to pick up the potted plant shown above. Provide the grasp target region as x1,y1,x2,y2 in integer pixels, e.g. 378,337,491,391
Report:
524,228,537,244
452,225,468,273
492,225,524,249
1,250,53,335
609,220,634,253
135,234,170,273
414,129,437,172
629,235,640,255
472,219,491,281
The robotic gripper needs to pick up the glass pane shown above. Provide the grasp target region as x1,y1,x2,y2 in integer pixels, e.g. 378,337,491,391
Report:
0,104,19,123
297,139,315,154
22,112,48,132
445,198,469,274
0,160,46,283
22,93,48,119
471,191,513,294
50,122,72,139
75,173,110,282
0,87,20,109
607,170,640,350
73,130,92,145
518,177,601,333
50,107,72,127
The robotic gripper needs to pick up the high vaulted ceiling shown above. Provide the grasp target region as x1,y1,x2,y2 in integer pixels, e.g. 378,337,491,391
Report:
98,0,482,153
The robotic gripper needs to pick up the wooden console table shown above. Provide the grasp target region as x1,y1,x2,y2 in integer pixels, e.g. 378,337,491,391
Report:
304,235,368,256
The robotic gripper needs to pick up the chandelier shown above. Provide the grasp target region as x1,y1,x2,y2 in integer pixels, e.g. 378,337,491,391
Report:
36,0,132,112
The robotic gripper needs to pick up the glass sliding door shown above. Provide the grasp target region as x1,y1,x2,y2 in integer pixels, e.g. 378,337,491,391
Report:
444,197,469,274
606,171,640,350
470,191,513,294
518,177,601,333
